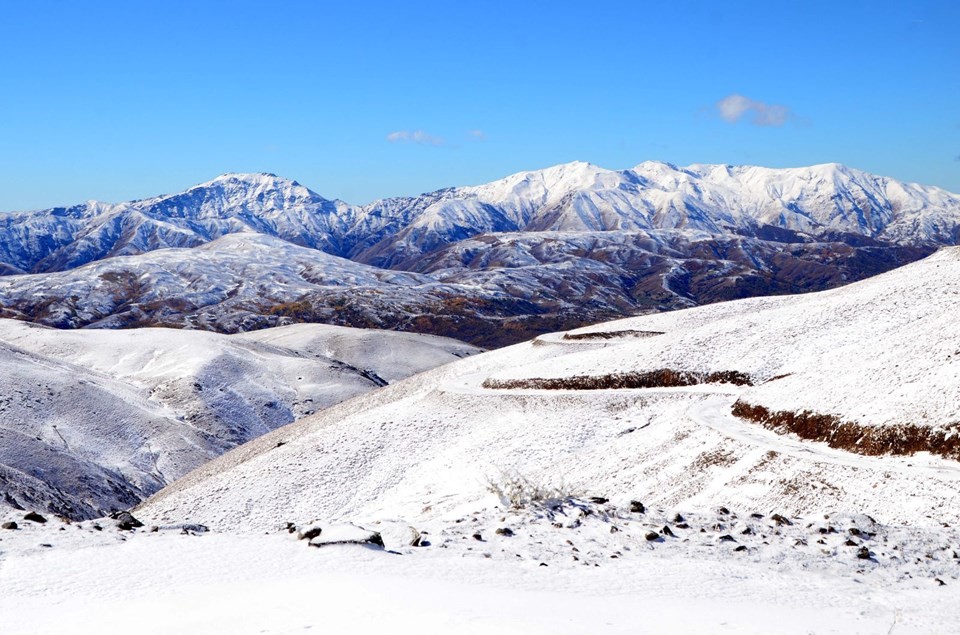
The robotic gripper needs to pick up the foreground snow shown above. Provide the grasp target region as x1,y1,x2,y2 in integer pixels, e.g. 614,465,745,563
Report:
0,504,957,634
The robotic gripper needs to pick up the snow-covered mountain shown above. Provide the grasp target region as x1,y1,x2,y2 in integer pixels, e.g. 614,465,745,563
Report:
138,246,960,531
0,319,478,519
0,162,957,345
6,161,956,273
346,161,960,268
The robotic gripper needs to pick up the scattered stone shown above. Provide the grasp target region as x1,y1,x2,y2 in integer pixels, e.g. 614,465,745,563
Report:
662,525,676,538
179,524,208,535
495,527,514,537
718,535,736,543
771,514,793,526
111,511,144,531
298,526,323,541
609,525,619,534
645,531,660,541
750,513,764,519
849,527,862,536
539,562,548,567
472,532,483,541
734,545,748,552
718,507,730,515
149,526,159,533
309,528,384,550
630,501,646,514
675,523,689,530
39,543,52,548
589,497,609,505
844,539,859,547
672,513,685,523
857,546,872,560
2,521,17,530
936,578,947,586
284,522,296,534
23,512,46,524
92,524,102,531
742,527,754,535
408,528,422,547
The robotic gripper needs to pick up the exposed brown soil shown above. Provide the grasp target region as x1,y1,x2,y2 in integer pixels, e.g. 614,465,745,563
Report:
731,400,960,461
482,369,753,391
561,330,665,341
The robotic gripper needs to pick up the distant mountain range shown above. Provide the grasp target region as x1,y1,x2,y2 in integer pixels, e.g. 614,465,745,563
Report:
2,162,958,346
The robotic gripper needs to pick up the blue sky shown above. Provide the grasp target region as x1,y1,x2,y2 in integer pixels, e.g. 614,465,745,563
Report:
0,0,957,210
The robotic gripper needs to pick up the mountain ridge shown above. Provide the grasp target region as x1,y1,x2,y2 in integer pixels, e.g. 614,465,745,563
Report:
0,161,957,346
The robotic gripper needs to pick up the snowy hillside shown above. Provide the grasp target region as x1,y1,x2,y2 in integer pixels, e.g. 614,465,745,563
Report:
139,246,960,532
5,246,960,634
0,319,478,518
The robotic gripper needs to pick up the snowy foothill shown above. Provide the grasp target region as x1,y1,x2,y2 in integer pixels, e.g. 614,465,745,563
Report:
0,319,478,518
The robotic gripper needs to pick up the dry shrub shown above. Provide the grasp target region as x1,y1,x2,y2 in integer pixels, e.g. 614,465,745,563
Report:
561,330,665,341
732,400,960,461
483,369,753,391
485,470,580,509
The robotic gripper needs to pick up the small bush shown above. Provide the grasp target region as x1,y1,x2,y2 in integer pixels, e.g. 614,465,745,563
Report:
485,469,581,509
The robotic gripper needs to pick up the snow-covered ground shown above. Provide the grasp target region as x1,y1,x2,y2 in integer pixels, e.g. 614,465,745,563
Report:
1,502,958,634
5,247,960,632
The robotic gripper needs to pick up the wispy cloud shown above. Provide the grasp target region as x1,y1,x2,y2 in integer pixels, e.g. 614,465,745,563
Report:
386,130,445,146
715,94,793,127
467,129,486,140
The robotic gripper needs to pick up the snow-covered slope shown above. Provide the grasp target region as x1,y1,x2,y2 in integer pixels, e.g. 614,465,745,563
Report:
0,319,478,518
138,246,960,532
0,232,642,347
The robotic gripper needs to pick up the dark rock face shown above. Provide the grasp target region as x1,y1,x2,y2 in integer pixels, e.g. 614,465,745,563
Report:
1,521,17,530
23,511,47,524
110,511,144,531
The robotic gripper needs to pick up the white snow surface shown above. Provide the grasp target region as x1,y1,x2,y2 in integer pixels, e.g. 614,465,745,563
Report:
138,247,960,533
2,500,959,634
7,246,960,633
0,319,478,517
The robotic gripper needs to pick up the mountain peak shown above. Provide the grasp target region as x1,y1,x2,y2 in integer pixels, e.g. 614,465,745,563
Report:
201,172,302,189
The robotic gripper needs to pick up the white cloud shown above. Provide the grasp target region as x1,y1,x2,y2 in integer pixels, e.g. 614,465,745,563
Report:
467,129,486,140
386,130,445,146
716,94,793,126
